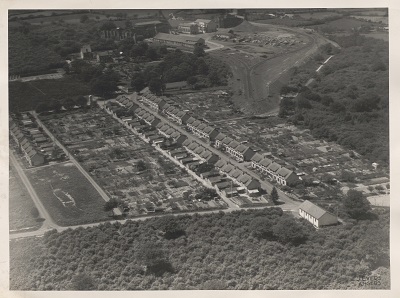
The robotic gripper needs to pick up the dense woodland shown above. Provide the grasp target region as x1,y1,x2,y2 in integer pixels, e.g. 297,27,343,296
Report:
10,207,389,290
280,34,389,165
131,47,231,94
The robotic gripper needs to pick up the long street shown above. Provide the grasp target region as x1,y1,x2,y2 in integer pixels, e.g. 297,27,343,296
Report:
124,96,300,210
10,203,296,240
9,151,60,231
31,111,111,203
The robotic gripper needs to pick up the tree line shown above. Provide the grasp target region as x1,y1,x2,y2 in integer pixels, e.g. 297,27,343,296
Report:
10,205,389,290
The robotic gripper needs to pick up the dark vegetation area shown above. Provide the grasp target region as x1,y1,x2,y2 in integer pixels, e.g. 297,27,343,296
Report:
10,207,389,290
131,46,231,95
279,34,389,165
9,79,91,113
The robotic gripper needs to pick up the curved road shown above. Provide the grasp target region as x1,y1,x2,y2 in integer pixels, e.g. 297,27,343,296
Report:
210,22,328,113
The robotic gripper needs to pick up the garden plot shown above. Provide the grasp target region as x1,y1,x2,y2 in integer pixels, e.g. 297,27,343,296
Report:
41,107,223,216
26,162,109,226
172,91,238,122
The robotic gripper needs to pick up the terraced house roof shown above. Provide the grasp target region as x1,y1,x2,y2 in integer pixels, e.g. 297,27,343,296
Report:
268,162,281,172
260,158,273,167
251,153,263,163
277,167,294,178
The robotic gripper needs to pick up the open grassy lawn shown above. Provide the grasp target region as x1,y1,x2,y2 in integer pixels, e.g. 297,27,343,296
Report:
26,162,110,226
9,78,91,112
9,163,43,232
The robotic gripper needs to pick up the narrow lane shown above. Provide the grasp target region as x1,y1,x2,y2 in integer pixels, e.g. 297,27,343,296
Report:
9,151,59,231
10,204,297,240
31,111,111,203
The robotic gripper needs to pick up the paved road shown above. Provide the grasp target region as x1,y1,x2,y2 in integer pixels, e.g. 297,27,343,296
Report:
9,151,59,231
32,112,111,203
124,97,300,210
10,204,296,240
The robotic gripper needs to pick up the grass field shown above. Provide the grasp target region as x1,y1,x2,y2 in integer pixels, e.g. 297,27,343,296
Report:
310,17,376,32
297,12,342,20
9,78,91,112
9,163,43,232
25,162,110,226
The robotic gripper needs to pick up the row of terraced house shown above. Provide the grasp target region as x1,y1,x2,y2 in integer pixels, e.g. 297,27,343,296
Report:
9,113,62,166
138,88,301,187
103,94,263,199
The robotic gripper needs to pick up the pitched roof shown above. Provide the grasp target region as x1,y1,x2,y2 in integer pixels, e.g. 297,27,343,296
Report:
228,140,240,149
194,146,205,155
221,136,233,145
277,167,293,178
188,141,199,151
231,169,243,178
298,200,331,219
154,32,205,44
215,159,226,168
251,153,263,163
215,132,226,141
182,139,192,147
268,162,281,172
195,19,213,23
260,158,273,167
186,117,196,124
221,163,234,173
171,131,180,139
191,120,202,127
197,123,207,131
238,174,252,184
235,144,249,154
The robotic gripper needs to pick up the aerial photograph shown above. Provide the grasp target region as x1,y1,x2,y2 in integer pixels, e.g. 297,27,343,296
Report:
7,7,390,291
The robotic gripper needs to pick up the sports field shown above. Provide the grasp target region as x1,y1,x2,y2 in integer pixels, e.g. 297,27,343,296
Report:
26,162,110,226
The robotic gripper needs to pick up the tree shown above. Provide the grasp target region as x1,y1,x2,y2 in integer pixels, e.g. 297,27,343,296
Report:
193,44,205,57
104,198,119,213
187,76,198,88
250,217,274,239
272,216,308,245
343,189,371,219
148,78,164,95
136,243,173,276
30,207,39,218
70,273,96,290
131,76,145,92
330,101,346,113
201,280,227,290
62,98,75,110
270,187,279,204
297,97,312,109
74,96,88,107
80,15,89,23
279,97,295,117
137,160,148,171
90,75,118,97
99,21,116,31
153,216,186,239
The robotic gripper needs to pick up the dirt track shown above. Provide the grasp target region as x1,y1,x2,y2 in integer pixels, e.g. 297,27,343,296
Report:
210,22,328,115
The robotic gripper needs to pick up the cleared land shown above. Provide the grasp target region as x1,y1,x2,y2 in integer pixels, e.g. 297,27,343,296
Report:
9,160,43,232
210,22,326,114
25,162,110,226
